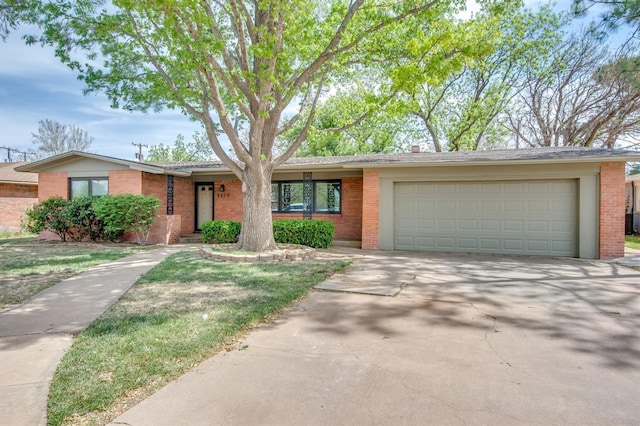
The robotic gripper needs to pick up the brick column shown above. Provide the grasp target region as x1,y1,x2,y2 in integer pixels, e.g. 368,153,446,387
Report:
361,171,380,250
599,162,626,258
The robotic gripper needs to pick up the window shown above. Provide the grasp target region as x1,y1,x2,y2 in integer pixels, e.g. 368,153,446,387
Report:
70,178,108,198
271,180,341,213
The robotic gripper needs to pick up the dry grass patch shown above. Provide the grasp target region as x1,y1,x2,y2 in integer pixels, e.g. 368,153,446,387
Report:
0,242,141,309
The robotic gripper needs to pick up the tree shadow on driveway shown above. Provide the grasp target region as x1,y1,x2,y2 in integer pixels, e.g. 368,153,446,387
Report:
308,251,640,370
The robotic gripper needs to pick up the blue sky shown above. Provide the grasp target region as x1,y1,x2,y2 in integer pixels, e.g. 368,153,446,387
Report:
0,27,204,162
0,1,619,162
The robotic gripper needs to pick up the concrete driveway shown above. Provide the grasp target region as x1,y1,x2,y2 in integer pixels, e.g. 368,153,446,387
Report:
113,251,640,425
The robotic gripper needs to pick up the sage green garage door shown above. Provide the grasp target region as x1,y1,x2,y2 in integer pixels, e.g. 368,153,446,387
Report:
394,180,578,256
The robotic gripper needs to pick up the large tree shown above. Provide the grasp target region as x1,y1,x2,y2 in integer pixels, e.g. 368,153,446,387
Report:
397,6,564,152
31,119,93,159
505,31,640,148
19,0,506,251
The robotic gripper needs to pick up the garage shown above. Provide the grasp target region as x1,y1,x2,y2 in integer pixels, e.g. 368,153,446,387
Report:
394,180,578,256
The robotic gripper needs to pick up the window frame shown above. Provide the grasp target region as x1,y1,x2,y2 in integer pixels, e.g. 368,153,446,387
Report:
69,177,109,199
271,179,342,214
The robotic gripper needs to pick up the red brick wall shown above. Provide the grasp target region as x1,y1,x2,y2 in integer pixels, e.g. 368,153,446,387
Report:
174,177,195,234
361,171,380,250
213,179,244,220
600,162,626,258
38,171,68,201
0,183,38,233
109,170,143,195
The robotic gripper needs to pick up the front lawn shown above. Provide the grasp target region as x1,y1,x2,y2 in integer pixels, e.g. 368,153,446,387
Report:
625,235,640,250
47,251,349,425
0,242,141,309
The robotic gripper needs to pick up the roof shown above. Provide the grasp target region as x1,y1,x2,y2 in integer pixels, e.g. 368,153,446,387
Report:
14,147,640,176
14,151,191,176
0,162,38,185
159,147,640,172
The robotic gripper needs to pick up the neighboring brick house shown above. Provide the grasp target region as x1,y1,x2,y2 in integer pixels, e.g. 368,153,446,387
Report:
0,162,38,233
626,174,640,235
16,147,640,258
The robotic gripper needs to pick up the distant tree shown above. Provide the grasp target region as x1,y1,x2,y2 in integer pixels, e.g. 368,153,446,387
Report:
31,119,93,159
146,131,216,163
628,162,640,175
506,31,640,148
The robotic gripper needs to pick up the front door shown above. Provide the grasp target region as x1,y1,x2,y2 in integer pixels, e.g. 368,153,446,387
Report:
196,183,214,230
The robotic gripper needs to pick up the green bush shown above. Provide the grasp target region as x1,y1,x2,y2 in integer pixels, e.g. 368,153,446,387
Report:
201,220,242,244
62,196,106,242
273,219,334,248
23,196,69,241
93,194,161,245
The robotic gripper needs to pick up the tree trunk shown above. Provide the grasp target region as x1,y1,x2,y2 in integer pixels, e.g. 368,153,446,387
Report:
236,161,278,252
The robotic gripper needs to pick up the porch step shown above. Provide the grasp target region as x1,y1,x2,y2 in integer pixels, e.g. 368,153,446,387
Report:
178,234,203,244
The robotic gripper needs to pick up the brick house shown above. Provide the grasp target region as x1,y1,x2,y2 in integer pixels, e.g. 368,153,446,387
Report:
16,147,640,259
626,174,640,235
0,162,38,233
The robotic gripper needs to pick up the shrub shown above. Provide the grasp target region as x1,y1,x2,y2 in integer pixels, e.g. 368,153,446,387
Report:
93,194,161,245
273,219,334,248
62,196,106,242
201,220,241,244
23,197,69,241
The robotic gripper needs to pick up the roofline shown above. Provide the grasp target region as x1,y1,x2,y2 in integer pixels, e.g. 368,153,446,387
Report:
14,151,192,177
343,155,640,169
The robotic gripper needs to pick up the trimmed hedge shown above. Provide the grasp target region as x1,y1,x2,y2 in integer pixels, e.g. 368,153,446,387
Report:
201,220,242,244
201,219,334,248
273,219,334,248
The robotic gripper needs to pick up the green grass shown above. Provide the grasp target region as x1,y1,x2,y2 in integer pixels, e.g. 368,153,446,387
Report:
47,251,349,425
625,235,640,250
0,243,140,309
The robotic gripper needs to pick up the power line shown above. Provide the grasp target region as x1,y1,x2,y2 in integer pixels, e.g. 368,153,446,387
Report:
0,146,28,162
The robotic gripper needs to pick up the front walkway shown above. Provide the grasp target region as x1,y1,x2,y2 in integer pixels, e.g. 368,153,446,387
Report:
0,246,183,426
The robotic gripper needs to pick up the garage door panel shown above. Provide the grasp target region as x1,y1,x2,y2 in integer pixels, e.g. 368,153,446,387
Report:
527,220,549,232
480,219,500,231
395,180,577,257
458,219,477,230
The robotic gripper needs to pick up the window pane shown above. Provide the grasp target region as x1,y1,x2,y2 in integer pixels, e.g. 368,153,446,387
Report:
281,183,303,211
315,182,341,212
92,179,109,196
70,180,89,198
271,184,278,211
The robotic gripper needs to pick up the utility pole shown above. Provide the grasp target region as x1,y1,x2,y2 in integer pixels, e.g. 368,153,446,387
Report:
132,142,149,162
0,146,28,162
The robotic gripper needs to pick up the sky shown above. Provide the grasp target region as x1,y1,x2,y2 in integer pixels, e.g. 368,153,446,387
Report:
0,27,204,162
0,1,621,162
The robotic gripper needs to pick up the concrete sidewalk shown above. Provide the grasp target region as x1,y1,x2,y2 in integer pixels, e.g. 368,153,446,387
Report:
0,246,182,426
